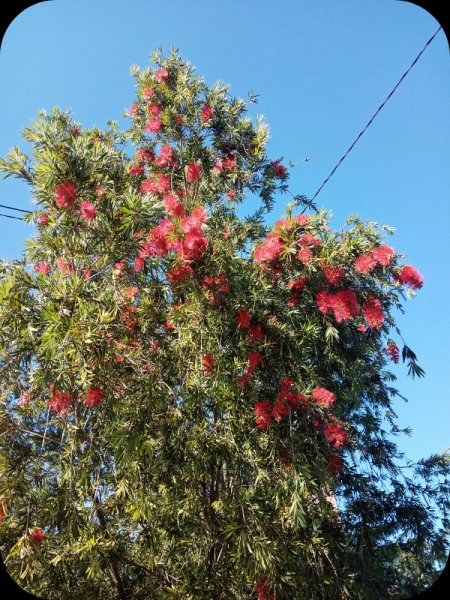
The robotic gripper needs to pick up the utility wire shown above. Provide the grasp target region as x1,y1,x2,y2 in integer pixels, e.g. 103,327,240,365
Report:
0,212,26,221
0,203,32,214
310,26,442,203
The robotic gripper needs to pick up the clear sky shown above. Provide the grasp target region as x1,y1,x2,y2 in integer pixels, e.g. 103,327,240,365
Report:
0,0,448,464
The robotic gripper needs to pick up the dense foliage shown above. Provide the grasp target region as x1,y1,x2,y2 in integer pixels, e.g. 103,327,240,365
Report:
0,49,448,599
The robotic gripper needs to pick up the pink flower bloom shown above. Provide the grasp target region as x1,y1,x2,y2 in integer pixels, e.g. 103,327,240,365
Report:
156,144,173,167
298,234,322,246
34,261,51,274
354,253,377,274
312,386,336,409
274,164,287,178
386,341,399,363
144,117,162,134
186,163,201,183
247,351,263,374
255,400,272,430
293,214,311,227
142,86,154,100
39,213,49,225
190,206,208,224
183,231,209,260
156,174,171,194
288,277,308,293
331,289,359,323
372,245,395,265
362,295,384,329
164,194,185,218
202,354,217,374
86,387,104,408
30,528,45,544
155,67,169,83
397,265,424,290
237,308,251,329
79,201,96,220
49,386,72,413
254,234,284,263
201,104,214,123
130,164,145,176
54,182,77,209
167,262,193,285
248,322,265,343
324,420,348,449
272,398,289,421
129,104,139,119
136,148,155,164
322,264,344,285
298,246,312,264
316,290,334,315
134,257,144,271
56,257,73,276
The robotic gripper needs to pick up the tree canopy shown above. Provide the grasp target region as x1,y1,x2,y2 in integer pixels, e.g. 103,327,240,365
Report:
0,49,448,600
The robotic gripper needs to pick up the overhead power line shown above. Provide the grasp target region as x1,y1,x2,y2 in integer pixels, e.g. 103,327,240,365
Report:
0,212,26,221
310,26,442,203
0,203,32,214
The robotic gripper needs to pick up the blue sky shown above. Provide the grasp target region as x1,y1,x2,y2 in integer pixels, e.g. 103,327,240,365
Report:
0,0,448,464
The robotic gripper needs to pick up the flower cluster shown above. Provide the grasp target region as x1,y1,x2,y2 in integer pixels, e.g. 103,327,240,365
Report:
323,419,348,449
397,265,424,290
85,387,104,408
48,386,72,413
311,386,336,409
53,182,77,209
255,579,275,600
354,245,395,274
316,289,359,323
202,354,217,374
362,296,384,329
386,341,400,363
202,274,230,304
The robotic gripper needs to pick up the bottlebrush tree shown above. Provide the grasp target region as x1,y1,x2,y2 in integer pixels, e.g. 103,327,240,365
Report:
0,49,448,600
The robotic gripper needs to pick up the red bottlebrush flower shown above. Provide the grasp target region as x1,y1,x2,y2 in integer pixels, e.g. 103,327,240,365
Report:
286,392,309,411
148,105,162,117
226,188,237,200
140,179,156,195
96,185,106,198
247,351,263,374
322,264,344,285
255,579,275,600
237,308,251,329
254,234,284,263
354,253,377,274
136,148,155,164
156,174,171,195
48,387,72,413
183,232,209,260
297,246,313,265
248,322,265,343
298,234,322,246
316,290,335,315
326,454,343,474
114,259,126,274
363,295,384,329
130,164,145,176
287,276,308,293
202,353,217,374
254,400,272,430
293,214,311,227
124,287,139,300
372,245,395,265
190,206,208,224
357,324,367,333
34,261,51,274
187,163,201,183
386,341,400,363
56,257,73,276
156,144,174,167
279,450,291,469
222,156,235,171
155,67,169,83
144,117,162,134
331,289,359,323
168,262,193,285
39,213,49,225
134,257,144,271
397,265,424,290
201,104,214,123
82,268,92,281
141,86,154,100
324,420,348,449
0,506,5,522
129,104,139,119
287,294,299,308
54,182,77,209
312,386,336,409
274,164,287,178
272,398,289,421
237,374,251,388
30,528,45,544
164,194,184,218
79,201,96,221
85,387,104,408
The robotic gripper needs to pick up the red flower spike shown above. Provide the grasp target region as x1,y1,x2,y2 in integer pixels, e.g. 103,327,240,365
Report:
312,387,336,409
85,387,104,408
202,354,217,374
